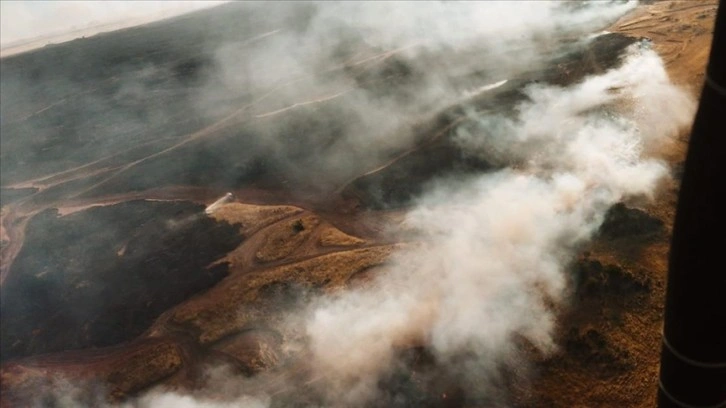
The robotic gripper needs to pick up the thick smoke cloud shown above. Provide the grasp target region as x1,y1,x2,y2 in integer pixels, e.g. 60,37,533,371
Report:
137,2,692,405
303,45,695,405
194,1,642,187
0,1,640,194
7,1,697,407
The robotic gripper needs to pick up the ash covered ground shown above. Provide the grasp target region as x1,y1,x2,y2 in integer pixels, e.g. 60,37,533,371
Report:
0,1,718,407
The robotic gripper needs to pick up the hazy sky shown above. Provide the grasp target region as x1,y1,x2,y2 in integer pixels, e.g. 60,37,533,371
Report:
0,1,228,48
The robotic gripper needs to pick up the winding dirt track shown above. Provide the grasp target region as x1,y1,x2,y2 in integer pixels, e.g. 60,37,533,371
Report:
0,39,424,287
1,194,403,406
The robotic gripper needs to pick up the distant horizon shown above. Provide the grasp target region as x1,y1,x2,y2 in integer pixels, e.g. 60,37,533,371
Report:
0,1,228,57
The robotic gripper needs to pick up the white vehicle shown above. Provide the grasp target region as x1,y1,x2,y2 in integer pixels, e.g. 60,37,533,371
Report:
204,192,234,214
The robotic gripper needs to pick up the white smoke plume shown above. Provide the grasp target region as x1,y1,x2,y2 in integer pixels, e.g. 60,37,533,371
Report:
128,2,693,407
196,1,642,186
128,392,269,408
123,42,694,408
7,1,698,407
302,45,695,405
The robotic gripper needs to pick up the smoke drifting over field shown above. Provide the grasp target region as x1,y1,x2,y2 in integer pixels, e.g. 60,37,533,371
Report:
195,1,642,187
0,1,640,195
136,2,691,407
303,46,694,405
2,1,698,407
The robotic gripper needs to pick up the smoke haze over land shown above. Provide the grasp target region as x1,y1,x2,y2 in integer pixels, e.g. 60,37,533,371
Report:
302,45,694,405
1,1,641,194
140,2,691,406
0,1,699,407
